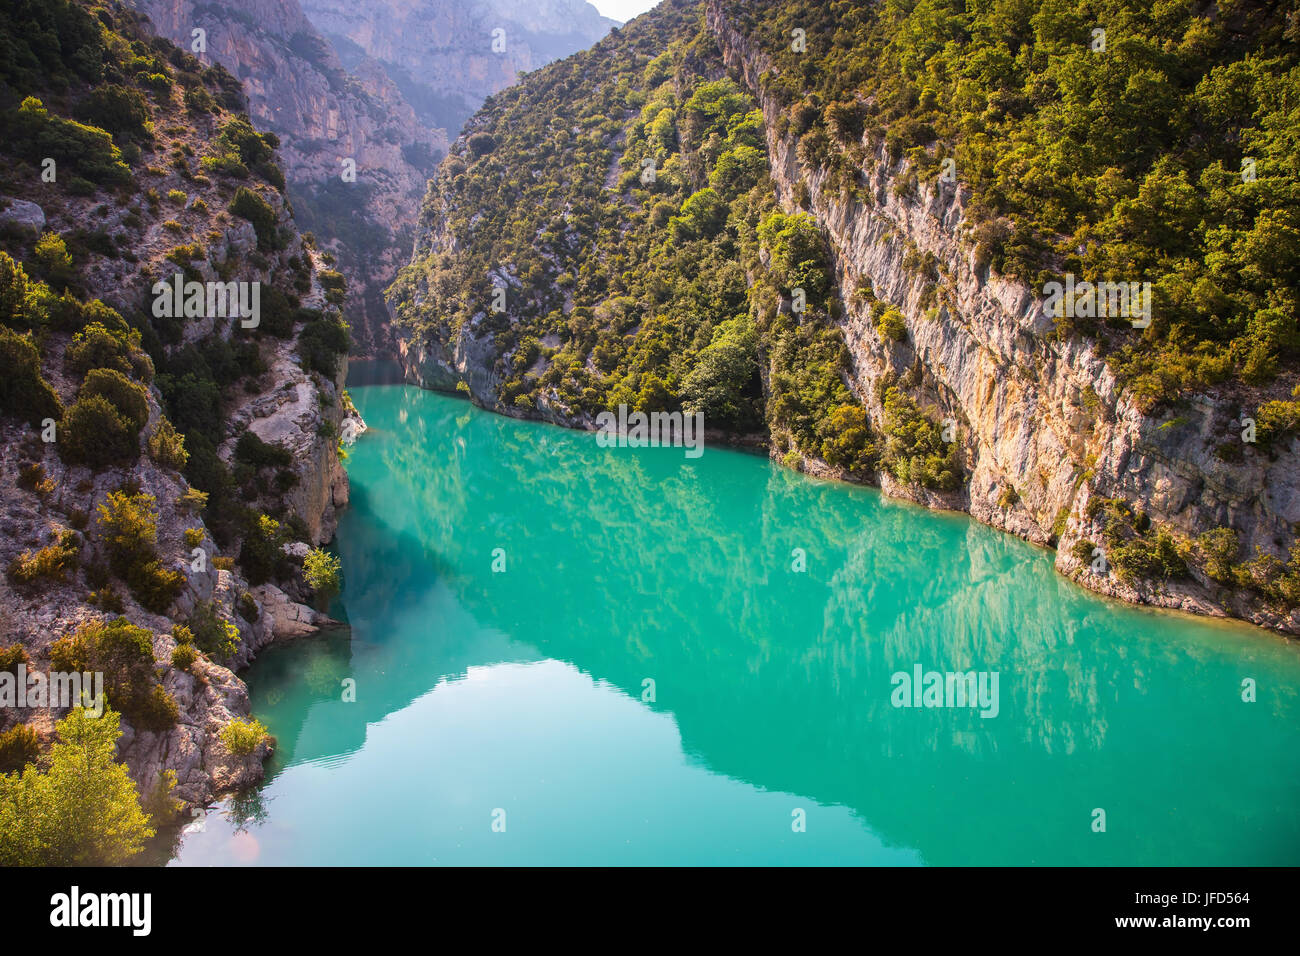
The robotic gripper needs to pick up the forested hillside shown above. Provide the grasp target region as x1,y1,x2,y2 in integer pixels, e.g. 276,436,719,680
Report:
725,0,1300,408
390,0,887,473
390,0,1299,631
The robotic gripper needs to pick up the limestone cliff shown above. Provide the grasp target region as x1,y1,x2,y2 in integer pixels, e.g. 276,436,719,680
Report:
703,0,1298,634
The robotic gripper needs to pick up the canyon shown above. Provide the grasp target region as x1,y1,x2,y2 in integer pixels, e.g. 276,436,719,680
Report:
391,0,1299,635
126,0,615,354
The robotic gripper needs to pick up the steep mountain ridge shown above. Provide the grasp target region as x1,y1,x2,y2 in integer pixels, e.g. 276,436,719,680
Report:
704,0,1299,631
125,0,443,354
128,0,617,355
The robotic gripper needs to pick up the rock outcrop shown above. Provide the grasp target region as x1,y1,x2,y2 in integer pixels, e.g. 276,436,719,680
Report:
0,21,361,807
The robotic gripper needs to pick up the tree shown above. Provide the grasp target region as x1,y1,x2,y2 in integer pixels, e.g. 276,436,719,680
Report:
0,707,155,866
0,326,62,426
58,393,139,467
303,548,342,600
681,317,759,428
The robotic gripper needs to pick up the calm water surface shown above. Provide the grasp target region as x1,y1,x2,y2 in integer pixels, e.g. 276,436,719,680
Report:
171,384,1300,865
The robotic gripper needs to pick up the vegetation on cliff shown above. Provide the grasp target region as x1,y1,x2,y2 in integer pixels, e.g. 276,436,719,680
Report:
0,0,352,862
389,0,879,473
722,0,1300,412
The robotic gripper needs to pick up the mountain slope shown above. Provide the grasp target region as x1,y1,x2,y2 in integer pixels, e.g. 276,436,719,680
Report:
389,0,1300,633
123,0,443,355
301,0,618,134
127,0,618,356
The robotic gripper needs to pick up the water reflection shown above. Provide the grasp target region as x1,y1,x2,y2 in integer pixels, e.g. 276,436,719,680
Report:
177,385,1300,865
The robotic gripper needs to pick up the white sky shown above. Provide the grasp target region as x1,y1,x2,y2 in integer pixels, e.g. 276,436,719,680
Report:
591,0,663,22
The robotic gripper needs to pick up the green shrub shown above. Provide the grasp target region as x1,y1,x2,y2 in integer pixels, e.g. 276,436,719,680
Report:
7,530,79,585
146,416,189,470
78,368,149,430
220,717,269,756
17,462,52,494
5,97,131,186
59,394,139,467
317,269,346,305
1256,398,1300,449
183,86,216,115
64,321,138,378
50,620,176,731
875,305,908,343
234,431,293,469
96,490,183,612
0,724,40,775
0,708,154,865
817,403,877,472
187,600,239,662
880,387,961,490
170,642,197,672
303,547,342,599
0,644,29,676
74,84,150,143
298,314,350,378
228,187,280,251
1110,528,1190,583
126,558,185,614
0,326,62,427
1195,528,1243,585
97,490,158,573
238,513,288,585
33,232,73,282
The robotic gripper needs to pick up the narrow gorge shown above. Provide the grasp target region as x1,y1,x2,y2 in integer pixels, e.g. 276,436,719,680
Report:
390,0,1300,635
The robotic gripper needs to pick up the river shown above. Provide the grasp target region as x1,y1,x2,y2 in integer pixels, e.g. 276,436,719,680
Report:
171,383,1300,865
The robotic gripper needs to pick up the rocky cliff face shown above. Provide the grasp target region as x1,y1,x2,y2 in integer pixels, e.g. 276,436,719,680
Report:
300,0,617,133
704,0,1298,634
126,0,446,355
128,0,617,356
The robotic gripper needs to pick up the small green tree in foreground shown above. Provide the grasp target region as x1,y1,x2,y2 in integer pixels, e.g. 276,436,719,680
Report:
0,707,154,866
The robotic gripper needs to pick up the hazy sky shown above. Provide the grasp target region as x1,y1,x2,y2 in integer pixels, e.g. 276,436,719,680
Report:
591,0,662,22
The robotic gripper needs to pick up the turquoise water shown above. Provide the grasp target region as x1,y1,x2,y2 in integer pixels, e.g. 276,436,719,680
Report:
172,384,1300,866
